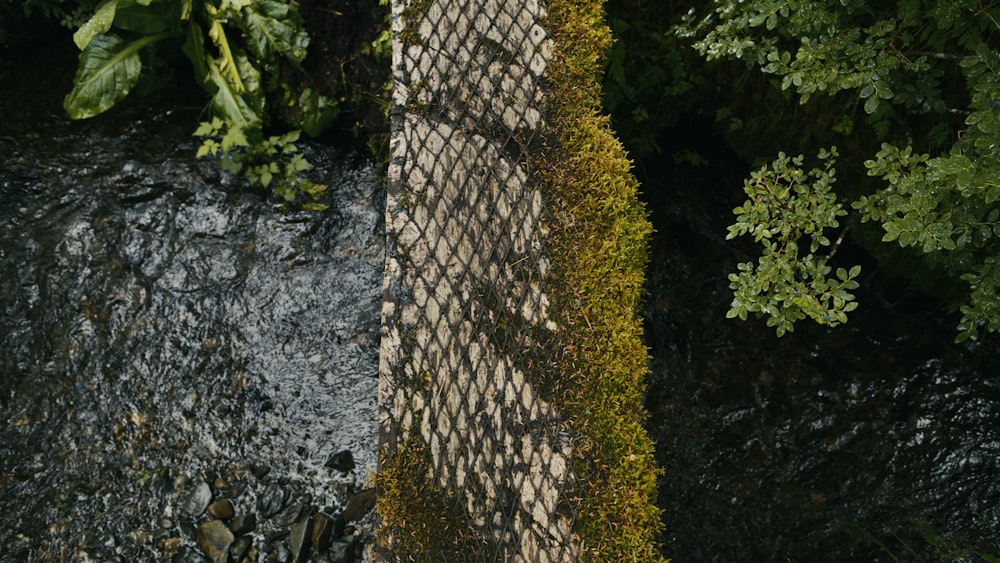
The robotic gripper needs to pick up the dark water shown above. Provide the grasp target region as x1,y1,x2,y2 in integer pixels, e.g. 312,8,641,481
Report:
642,135,1000,561
0,44,382,560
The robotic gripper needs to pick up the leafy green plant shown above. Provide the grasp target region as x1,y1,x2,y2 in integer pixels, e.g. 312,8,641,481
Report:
726,147,861,336
193,116,327,209
21,0,101,28
677,0,1000,341
62,0,338,206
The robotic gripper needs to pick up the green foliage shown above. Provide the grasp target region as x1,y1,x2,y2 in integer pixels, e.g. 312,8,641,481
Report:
676,0,1000,341
371,0,392,63
62,0,338,206
22,0,101,28
726,147,860,336
602,1,703,158
65,31,171,119
194,117,327,209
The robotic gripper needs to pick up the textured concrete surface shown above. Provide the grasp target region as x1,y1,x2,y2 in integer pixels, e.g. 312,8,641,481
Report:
379,0,581,559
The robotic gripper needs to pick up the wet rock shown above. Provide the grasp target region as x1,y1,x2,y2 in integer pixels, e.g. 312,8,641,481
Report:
128,529,152,546
0,62,383,559
341,489,375,523
159,517,175,530
252,464,272,480
310,513,335,553
274,501,306,528
230,535,252,562
179,518,198,539
155,517,176,540
196,520,234,563
158,536,183,558
289,515,313,562
324,450,355,473
172,546,210,563
207,499,234,520
258,484,287,518
229,512,257,536
327,539,355,563
184,481,212,517
268,542,292,563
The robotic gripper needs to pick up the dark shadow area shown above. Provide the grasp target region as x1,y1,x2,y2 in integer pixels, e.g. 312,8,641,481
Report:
638,117,1000,561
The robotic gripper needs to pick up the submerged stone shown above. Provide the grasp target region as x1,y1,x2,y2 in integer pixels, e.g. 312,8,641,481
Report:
207,499,234,520
324,450,355,472
229,512,257,536
196,520,233,563
184,482,212,518
289,515,313,562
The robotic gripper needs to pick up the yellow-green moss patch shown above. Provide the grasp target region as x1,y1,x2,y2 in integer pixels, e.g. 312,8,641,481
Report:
534,0,664,560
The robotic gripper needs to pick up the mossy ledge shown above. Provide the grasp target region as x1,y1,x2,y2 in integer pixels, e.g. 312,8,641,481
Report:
534,0,664,560
375,0,664,559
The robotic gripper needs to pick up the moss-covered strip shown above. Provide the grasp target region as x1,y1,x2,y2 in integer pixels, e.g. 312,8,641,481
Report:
536,0,664,560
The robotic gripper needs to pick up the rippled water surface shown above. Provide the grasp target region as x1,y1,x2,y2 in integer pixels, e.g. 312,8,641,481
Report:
1,43,382,560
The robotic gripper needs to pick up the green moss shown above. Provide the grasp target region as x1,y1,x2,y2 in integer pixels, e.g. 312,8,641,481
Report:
534,0,665,560
375,439,474,560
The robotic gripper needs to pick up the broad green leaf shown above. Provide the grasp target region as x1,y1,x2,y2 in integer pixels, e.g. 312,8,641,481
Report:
196,140,218,158
114,2,177,35
864,94,879,113
298,89,339,137
64,32,169,119
182,21,210,86
207,19,245,94
193,121,215,136
233,52,264,113
301,182,326,196
221,127,249,151
241,3,310,68
74,0,119,50
204,56,261,130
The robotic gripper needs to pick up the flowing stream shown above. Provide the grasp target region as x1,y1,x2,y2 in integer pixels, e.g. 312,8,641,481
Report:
1,44,382,561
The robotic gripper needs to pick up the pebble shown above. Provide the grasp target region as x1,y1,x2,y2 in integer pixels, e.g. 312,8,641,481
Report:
229,512,257,536
172,546,210,563
274,501,306,528
269,543,292,563
207,499,234,520
310,513,335,553
183,481,212,517
158,517,175,530
196,520,234,563
324,450,355,473
327,539,354,563
258,484,287,518
289,515,313,562
229,535,252,562
158,537,182,558
341,489,375,523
